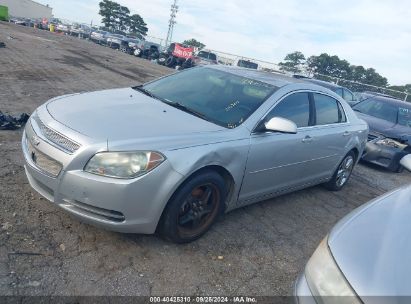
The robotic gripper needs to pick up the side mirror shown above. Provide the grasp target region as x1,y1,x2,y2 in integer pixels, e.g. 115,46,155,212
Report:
400,154,411,172
264,117,297,134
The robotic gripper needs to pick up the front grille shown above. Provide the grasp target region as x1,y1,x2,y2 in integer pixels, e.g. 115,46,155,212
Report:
33,114,81,154
62,199,125,222
26,134,62,177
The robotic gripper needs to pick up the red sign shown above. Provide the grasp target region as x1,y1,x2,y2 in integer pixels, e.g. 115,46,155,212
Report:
172,44,194,59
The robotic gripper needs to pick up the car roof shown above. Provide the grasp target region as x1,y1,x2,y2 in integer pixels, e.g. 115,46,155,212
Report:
301,78,342,90
209,65,303,88
357,94,411,108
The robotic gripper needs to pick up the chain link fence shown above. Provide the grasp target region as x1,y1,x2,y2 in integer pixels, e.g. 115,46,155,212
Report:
314,73,409,102
134,36,410,102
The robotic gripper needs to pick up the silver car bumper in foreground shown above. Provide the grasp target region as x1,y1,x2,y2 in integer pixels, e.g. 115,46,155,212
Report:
22,121,183,234
294,273,317,304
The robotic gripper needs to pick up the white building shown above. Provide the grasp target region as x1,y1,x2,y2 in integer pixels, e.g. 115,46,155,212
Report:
0,0,53,19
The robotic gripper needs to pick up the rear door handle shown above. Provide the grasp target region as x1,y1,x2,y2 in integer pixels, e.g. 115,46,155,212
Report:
343,131,351,137
302,135,313,143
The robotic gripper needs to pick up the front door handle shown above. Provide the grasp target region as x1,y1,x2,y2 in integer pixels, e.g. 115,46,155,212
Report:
302,135,313,143
343,131,351,137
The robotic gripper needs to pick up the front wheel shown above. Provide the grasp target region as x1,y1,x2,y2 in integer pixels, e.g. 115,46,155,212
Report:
324,151,356,191
158,171,226,243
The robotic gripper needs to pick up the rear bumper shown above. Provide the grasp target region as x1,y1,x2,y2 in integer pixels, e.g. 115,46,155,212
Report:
22,129,184,234
362,141,408,172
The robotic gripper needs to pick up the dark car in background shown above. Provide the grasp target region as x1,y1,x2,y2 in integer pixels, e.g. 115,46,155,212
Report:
133,41,161,59
300,78,358,106
352,95,411,172
105,33,126,49
237,59,258,70
10,17,30,26
69,23,91,38
194,50,218,65
90,30,109,44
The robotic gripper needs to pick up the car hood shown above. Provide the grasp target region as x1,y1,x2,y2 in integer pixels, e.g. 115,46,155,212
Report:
356,112,411,143
328,185,411,298
46,88,226,147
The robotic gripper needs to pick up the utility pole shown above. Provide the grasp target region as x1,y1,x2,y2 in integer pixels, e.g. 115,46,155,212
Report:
165,0,178,48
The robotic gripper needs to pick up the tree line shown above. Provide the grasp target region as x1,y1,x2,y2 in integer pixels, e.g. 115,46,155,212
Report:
279,51,410,97
99,0,148,36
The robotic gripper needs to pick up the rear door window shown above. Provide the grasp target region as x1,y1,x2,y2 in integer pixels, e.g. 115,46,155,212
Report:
314,94,346,125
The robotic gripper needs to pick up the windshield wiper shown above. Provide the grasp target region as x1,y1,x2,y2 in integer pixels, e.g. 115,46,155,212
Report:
132,87,212,122
163,100,210,121
132,86,156,98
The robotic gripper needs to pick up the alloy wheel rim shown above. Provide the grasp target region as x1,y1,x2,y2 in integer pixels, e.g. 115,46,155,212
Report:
177,183,220,238
336,155,354,187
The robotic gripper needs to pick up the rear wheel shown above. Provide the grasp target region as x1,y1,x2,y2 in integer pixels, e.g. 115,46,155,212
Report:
158,171,226,243
324,151,356,191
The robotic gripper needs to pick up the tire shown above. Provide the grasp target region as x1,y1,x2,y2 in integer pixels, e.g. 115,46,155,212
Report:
182,58,193,69
157,57,166,65
158,170,226,243
324,151,356,191
165,56,176,68
394,164,404,173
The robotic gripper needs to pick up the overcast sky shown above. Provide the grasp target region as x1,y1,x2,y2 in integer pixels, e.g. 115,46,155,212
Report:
39,0,410,85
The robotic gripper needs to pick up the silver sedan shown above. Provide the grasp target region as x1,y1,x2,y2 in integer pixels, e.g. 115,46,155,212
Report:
294,155,411,303
22,66,368,243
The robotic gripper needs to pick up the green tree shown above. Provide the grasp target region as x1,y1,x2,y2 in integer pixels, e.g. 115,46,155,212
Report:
182,38,206,49
115,5,130,32
349,65,367,82
307,53,350,79
99,0,148,35
279,51,306,73
127,14,148,36
362,68,388,87
99,0,120,31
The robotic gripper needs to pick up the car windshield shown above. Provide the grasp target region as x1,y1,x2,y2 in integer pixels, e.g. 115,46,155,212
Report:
141,67,277,128
353,98,411,127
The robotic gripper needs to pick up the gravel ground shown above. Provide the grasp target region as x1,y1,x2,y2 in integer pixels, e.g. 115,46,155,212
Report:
1,22,411,297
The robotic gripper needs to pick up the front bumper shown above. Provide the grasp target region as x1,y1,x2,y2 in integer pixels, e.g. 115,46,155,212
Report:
22,119,184,234
362,140,408,172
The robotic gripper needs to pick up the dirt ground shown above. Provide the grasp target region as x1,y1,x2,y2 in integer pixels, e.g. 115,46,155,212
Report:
1,22,411,297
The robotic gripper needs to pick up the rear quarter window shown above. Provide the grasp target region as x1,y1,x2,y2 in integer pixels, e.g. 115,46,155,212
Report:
314,94,346,125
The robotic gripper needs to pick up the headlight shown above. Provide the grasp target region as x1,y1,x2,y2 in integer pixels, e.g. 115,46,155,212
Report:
375,138,403,149
305,237,361,304
84,151,165,179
